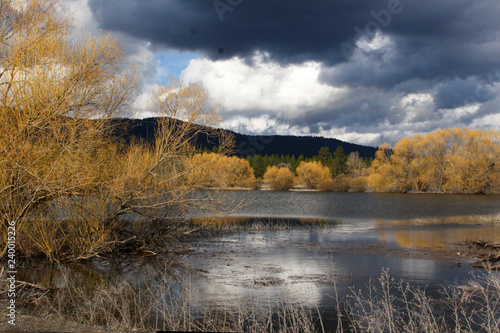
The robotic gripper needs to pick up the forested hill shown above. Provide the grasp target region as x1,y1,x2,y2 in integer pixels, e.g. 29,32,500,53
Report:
108,117,378,159
231,133,377,158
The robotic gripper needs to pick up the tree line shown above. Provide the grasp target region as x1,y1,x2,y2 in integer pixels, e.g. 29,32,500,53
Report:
244,146,373,178
190,146,372,192
368,128,500,194
194,129,500,195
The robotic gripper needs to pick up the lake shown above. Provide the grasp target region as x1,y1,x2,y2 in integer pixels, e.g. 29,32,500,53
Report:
19,191,500,331
175,191,500,329
224,191,500,220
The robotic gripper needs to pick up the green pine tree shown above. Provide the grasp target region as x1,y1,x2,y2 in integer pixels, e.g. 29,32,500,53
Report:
251,154,267,178
317,146,334,168
332,146,347,176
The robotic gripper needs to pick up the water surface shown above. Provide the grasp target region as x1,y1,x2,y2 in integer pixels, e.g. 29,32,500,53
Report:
19,191,500,330
225,191,500,219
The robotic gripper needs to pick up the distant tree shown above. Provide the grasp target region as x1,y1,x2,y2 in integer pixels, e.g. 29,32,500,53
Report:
251,154,267,178
289,155,297,171
276,163,292,170
346,151,365,176
332,146,348,176
367,143,396,192
317,146,334,169
189,153,255,188
390,137,424,192
294,154,305,172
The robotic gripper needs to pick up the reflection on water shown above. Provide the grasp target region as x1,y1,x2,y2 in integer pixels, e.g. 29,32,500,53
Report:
374,216,500,250
18,190,500,330
177,219,482,329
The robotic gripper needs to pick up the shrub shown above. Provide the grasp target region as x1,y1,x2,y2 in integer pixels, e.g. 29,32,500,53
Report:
349,177,368,192
318,179,336,192
252,178,263,190
332,174,350,192
188,153,256,188
296,161,332,189
264,166,295,191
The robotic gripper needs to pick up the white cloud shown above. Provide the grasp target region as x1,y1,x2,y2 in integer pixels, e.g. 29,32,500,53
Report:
398,93,435,123
181,52,346,117
470,113,500,128
61,0,99,36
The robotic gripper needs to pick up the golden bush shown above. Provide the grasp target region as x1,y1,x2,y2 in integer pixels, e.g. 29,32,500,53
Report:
296,161,332,189
318,179,336,192
332,174,351,192
188,153,256,188
263,166,295,191
368,128,500,193
349,177,368,192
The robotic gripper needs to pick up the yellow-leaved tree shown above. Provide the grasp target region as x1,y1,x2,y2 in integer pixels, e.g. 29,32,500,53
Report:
368,128,500,194
188,153,255,188
367,143,396,192
0,0,234,261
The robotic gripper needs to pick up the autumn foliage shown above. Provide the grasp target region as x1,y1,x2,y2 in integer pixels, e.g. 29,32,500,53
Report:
188,153,256,188
368,128,500,194
296,161,332,189
263,166,295,191
0,0,234,261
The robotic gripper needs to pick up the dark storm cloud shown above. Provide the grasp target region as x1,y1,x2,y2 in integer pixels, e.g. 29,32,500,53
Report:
87,0,500,145
88,0,500,74
434,77,497,109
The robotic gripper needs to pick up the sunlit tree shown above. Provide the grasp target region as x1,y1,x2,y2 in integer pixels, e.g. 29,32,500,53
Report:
296,161,332,189
367,129,500,194
367,143,396,192
188,153,255,188
0,0,234,260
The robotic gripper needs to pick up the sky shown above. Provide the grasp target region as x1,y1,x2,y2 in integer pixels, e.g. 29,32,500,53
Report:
63,0,500,146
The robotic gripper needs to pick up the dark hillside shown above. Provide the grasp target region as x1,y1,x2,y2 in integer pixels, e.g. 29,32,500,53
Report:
107,118,377,159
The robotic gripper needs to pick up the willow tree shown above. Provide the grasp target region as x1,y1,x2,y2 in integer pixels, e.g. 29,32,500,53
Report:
367,143,396,192
368,128,500,194
0,0,233,261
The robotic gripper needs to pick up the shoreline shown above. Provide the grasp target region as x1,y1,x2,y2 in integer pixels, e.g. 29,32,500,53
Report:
197,185,500,195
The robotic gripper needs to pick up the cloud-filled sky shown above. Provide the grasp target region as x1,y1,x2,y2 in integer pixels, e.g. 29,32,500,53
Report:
65,0,500,146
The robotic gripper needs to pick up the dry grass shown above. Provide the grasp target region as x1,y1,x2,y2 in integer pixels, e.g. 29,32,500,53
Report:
344,268,500,333
187,217,337,237
25,269,321,332
14,264,500,332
